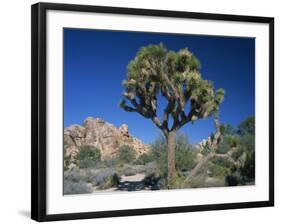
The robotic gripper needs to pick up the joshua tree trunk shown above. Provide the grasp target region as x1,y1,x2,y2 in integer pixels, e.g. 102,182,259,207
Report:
166,131,176,187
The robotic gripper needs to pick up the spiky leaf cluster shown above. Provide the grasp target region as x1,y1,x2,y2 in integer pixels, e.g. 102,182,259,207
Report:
120,44,225,134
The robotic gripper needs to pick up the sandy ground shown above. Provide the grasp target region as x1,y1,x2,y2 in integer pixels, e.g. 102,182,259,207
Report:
119,173,146,182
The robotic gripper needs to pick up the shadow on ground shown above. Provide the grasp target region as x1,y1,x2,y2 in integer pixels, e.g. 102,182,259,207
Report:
118,180,160,191
118,181,145,191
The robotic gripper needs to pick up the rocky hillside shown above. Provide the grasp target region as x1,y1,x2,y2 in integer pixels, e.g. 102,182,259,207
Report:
64,117,150,160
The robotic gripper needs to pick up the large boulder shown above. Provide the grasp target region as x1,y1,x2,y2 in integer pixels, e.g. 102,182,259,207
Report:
64,117,150,160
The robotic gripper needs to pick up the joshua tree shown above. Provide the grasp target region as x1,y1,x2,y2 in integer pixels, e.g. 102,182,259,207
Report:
120,44,225,187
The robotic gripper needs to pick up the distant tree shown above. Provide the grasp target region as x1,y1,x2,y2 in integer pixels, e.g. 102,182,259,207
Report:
120,43,225,187
237,116,255,135
223,124,237,136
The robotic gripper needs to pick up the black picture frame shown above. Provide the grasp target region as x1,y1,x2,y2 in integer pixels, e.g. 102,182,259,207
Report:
31,2,274,222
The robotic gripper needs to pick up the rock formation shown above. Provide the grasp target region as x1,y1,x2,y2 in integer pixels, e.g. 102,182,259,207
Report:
64,117,150,160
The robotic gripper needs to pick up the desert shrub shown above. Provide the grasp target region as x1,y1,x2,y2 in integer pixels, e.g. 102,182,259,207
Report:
103,158,117,168
63,180,93,194
226,150,255,186
225,169,242,186
207,161,230,177
186,175,208,188
107,173,120,187
98,173,120,189
63,166,121,191
115,145,136,164
150,135,167,158
175,134,196,171
75,145,101,168
154,149,167,177
237,116,255,135
225,117,255,186
89,168,116,186
64,167,89,182
117,164,148,176
239,133,255,153
227,150,254,186
176,149,196,171
232,144,247,161
212,156,233,168
225,135,239,148
216,135,238,154
168,175,190,189
123,166,137,176
240,151,255,181
237,128,255,182
134,152,155,165
149,136,167,174
132,164,146,173
143,161,158,175
78,159,96,169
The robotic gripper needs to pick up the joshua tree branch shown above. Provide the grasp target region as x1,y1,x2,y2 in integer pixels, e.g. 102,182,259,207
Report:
175,107,195,130
187,116,242,180
161,72,181,100
187,147,240,180
122,105,138,113
213,151,240,167
188,152,215,179
122,98,166,133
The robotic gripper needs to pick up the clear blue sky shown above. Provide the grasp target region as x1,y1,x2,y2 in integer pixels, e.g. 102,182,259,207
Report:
64,28,255,144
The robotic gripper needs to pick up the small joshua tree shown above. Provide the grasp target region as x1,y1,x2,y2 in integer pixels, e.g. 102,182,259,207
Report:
120,43,225,187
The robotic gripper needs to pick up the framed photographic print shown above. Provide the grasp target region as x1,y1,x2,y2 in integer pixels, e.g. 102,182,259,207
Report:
31,2,274,222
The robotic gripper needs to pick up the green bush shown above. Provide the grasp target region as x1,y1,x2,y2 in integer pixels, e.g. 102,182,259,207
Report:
115,145,136,164
104,174,120,188
134,152,155,165
74,145,101,169
98,174,120,190
224,116,255,186
176,150,196,172
226,135,238,147
175,134,196,172
123,168,137,176
208,161,230,177
239,133,255,153
225,170,242,186
240,151,255,181
238,116,255,135
168,175,190,189
150,136,167,177
216,135,238,154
